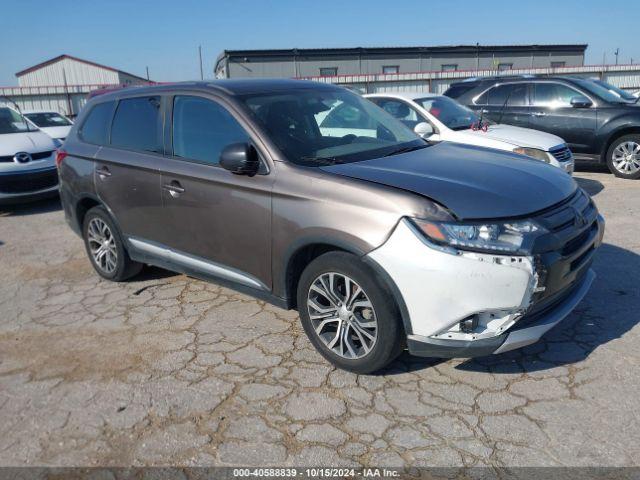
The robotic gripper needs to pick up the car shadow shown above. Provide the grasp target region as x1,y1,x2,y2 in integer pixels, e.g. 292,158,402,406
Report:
575,177,605,197
380,242,638,375
0,197,62,216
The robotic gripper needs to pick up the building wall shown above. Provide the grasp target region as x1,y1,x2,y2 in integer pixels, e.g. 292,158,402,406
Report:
17,57,121,87
223,49,585,79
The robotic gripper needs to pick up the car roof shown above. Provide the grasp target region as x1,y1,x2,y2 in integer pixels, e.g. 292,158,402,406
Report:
365,91,440,101
92,79,341,102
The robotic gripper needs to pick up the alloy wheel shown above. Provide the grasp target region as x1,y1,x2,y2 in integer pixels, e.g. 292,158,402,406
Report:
612,141,640,174
87,218,118,274
306,272,378,359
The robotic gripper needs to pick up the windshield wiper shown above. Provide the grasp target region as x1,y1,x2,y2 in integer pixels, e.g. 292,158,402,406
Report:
383,144,428,157
299,156,343,166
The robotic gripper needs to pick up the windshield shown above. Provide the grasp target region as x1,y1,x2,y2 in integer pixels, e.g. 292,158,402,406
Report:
592,80,636,102
572,78,630,104
0,107,31,134
25,112,72,128
239,88,426,166
415,96,480,130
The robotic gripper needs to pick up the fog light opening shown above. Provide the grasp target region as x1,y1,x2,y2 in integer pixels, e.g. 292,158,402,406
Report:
459,315,478,334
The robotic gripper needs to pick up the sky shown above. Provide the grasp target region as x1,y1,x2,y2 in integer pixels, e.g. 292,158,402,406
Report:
1,0,639,85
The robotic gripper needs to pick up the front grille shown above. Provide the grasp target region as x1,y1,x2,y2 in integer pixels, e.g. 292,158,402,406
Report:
530,189,600,306
0,168,58,194
0,150,54,163
549,145,572,162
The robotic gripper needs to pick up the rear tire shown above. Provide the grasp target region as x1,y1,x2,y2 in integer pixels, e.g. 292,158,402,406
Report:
82,206,142,281
606,134,640,179
297,251,403,374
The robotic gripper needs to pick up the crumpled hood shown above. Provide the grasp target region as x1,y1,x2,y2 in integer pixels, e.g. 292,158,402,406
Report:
0,130,57,156
321,142,577,220
458,124,565,150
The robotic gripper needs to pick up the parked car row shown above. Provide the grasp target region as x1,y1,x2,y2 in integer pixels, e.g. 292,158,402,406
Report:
52,80,604,373
444,75,640,179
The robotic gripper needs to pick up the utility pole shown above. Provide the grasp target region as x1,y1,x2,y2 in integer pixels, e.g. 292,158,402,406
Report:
198,45,204,80
146,66,150,81
615,48,620,65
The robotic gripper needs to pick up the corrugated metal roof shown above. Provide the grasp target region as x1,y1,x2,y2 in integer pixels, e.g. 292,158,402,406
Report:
15,54,148,82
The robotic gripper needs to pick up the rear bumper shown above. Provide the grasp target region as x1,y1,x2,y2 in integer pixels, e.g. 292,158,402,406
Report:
407,268,595,358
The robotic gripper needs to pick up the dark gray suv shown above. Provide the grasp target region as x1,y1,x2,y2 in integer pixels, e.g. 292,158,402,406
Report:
58,80,604,373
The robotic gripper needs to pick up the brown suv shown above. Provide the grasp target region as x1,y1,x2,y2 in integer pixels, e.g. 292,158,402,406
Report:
58,80,603,373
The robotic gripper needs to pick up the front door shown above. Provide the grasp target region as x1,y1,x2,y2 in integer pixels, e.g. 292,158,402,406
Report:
528,82,598,154
156,94,273,290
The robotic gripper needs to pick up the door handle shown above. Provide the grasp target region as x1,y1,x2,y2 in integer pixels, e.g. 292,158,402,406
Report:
162,181,185,198
532,111,546,117
96,166,111,179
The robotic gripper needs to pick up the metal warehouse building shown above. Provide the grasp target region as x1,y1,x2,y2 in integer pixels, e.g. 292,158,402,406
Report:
1,55,150,117
214,44,587,79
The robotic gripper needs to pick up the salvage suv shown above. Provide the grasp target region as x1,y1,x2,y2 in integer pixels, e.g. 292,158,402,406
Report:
58,80,604,373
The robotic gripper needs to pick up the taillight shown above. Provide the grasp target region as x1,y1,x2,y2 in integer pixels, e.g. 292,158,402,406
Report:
55,149,67,168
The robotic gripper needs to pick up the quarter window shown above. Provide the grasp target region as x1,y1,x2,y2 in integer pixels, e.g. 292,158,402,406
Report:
532,83,589,107
79,101,116,145
110,96,161,152
172,96,250,166
475,83,528,106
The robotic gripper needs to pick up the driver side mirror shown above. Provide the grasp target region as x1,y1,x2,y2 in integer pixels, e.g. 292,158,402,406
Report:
220,143,260,176
414,122,434,138
570,96,592,108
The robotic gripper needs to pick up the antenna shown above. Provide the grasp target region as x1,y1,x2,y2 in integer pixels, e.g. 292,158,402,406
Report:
615,48,620,65
198,45,204,80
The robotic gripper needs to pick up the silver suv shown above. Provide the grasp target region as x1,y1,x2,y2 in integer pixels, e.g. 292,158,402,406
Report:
58,80,604,373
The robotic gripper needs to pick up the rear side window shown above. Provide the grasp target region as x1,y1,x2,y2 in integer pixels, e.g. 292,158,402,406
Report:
79,101,115,145
444,84,476,99
111,96,161,153
476,83,528,106
172,96,250,166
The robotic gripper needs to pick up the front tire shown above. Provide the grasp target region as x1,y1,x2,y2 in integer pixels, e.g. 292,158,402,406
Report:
297,252,403,374
606,134,640,179
82,206,142,281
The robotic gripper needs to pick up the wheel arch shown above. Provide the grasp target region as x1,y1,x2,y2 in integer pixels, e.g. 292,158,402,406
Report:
601,126,640,160
282,237,412,336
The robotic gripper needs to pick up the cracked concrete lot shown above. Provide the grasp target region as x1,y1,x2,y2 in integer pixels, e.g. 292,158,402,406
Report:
0,169,638,468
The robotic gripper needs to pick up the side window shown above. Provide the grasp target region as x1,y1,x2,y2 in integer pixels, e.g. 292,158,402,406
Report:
111,96,161,153
172,96,250,166
373,99,421,129
476,84,527,106
79,101,115,145
533,83,588,108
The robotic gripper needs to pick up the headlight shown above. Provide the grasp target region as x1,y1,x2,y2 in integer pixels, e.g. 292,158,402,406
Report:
411,218,546,255
513,147,550,163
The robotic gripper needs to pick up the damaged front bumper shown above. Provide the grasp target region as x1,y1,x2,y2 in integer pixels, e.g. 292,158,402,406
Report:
367,216,602,358
406,269,595,357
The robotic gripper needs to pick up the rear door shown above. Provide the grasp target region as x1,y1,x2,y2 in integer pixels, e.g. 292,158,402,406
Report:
528,82,598,154
472,82,531,128
155,93,273,290
93,95,165,242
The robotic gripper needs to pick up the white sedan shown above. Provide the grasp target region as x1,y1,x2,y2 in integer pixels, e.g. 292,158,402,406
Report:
364,92,574,174
23,110,73,146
